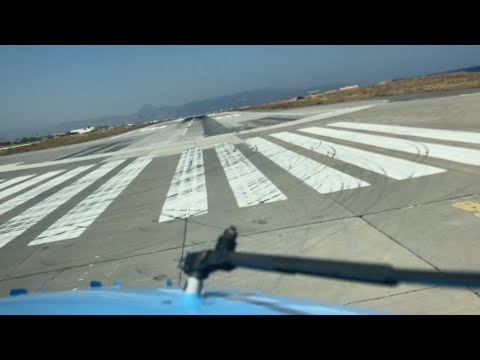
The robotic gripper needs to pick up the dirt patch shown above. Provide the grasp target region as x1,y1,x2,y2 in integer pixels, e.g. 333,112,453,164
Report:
0,123,154,157
238,71,480,111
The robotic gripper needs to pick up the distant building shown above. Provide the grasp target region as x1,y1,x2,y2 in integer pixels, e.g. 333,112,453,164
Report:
70,126,96,134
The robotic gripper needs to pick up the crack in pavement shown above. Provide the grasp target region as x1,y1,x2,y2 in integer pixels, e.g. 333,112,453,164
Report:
344,285,437,306
1,244,187,283
360,215,442,271
360,191,480,217
3,189,480,291
359,215,480,301
177,216,188,286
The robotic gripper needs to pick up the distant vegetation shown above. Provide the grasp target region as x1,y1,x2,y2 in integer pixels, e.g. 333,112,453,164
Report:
238,70,480,110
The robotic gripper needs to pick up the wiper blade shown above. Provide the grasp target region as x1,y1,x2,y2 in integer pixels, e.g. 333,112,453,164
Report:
182,226,480,291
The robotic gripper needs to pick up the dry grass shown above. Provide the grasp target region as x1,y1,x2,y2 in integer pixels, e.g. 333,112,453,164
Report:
0,123,153,157
239,71,480,110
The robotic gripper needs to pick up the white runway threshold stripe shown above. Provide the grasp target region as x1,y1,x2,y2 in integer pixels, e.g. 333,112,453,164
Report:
300,127,480,166
29,157,152,246
0,161,125,248
0,167,92,217
295,105,377,123
0,172,61,200
245,137,370,194
159,148,208,223
327,122,480,145
271,132,446,180
215,143,287,207
0,174,36,191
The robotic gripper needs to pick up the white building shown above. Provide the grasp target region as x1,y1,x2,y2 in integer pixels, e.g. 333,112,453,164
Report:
339,85,360,91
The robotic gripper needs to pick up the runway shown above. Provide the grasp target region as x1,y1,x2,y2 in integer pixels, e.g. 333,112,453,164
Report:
1,92,480,314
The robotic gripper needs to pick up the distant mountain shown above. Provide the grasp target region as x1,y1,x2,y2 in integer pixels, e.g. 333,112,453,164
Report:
16,83,350,139
433,65,480,75
65,84,351,128
43,87,309,134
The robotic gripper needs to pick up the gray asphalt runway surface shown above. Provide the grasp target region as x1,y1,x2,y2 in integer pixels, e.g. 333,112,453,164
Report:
1,91,480,314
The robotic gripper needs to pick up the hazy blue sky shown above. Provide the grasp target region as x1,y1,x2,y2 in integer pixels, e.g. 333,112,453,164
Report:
1,45,480,138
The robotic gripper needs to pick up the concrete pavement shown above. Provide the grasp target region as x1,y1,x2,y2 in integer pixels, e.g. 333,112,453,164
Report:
1,91,480,314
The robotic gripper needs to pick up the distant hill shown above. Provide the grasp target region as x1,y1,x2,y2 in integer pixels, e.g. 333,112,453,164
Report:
42,87,310,135
1,82,358,139
390,65,480,82
51,83,350,133
433,65,480,74
241,70,480,111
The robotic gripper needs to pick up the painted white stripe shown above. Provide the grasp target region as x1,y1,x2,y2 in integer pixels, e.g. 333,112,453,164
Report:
0,161,124,248
0,171,62,200
181,120,194,136
111,132,132,140
238,105,378,136
328,122,480,144
0,166,92,217
0,174,36,192
140,125,168,132
0,156,113,173
271,132,446,180
296,105,377,123
29,156,153,245
245,137,370,194
159,148,208,222
215,143,287,207
300,127,480,166
0,142,39,151
459,92,480,97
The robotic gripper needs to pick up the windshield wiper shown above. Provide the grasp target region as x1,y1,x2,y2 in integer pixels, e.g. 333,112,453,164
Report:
181,226,480,295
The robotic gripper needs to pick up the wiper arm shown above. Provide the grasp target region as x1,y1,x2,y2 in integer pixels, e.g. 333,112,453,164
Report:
181,226,480,294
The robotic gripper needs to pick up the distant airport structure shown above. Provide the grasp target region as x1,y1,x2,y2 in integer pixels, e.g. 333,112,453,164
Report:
339,85,360,91
69,126,96,134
